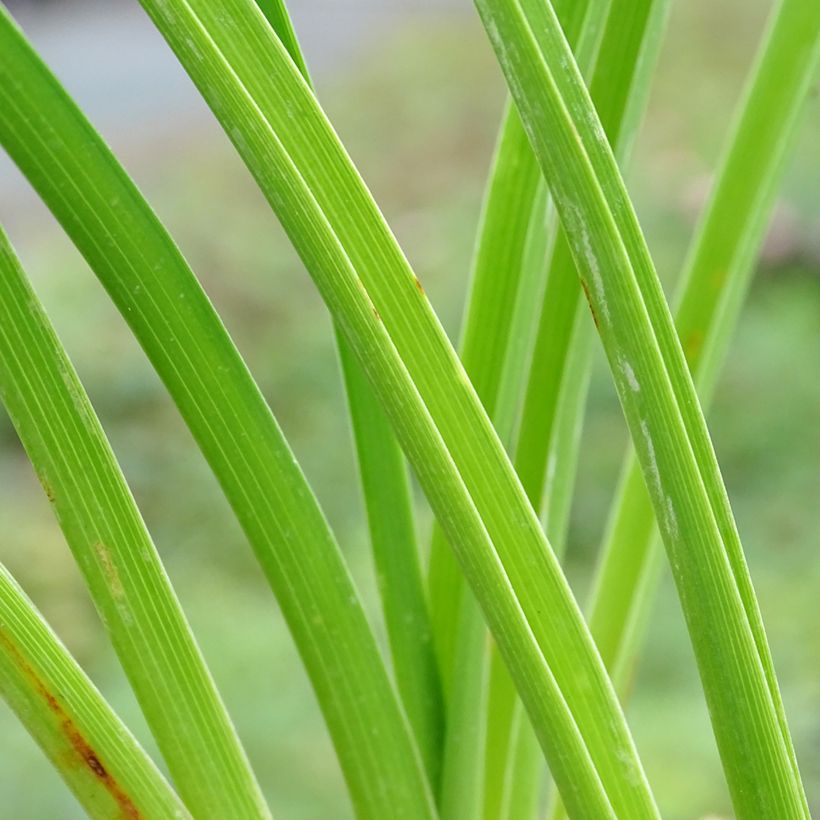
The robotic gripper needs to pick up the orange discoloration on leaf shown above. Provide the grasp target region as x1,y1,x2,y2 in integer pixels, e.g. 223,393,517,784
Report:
579,278,600,329
41,479,56,504
0,627,142,818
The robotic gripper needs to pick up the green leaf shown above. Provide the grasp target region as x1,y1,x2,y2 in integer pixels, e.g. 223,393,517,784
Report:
0,563,188,819
587,0,820,716
0,218,269,816
475,0,809,814
134,0,660,815
427,100,541,696
471,2,669,815
514,0,668,513
432,2,611,813
0,12,435,819
438,594,488,820
338,338,444,790
428,0,599,695
255,1,443,785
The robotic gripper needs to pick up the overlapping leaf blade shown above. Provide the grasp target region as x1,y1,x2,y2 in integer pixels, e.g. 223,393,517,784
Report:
0,216,268,816
489,2,671,814
0,12,435,819
132,0,662,815
0,562,187,819
475,0,808,814
430,1,611,812
253,0,443,784
587,0,820,708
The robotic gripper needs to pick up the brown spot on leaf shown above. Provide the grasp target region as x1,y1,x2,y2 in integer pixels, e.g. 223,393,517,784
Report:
0,628,141,818
579,278,599,329
372,305,382,322
41,479,56,504
413,277,424,295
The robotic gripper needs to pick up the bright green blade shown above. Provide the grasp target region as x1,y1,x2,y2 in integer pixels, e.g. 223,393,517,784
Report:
588,0,820,712
0,12,435,819
438,594,488,820
255,1,443,785
135,0,660,816
0,221,268,816
428,0,597,695
254,0,309,78
515,0,667,511
480,1,668,815
0,563,188,819
432,1,607,813
553,1,820,814
427,98,541,697
476,0,808,815
338,338,443,789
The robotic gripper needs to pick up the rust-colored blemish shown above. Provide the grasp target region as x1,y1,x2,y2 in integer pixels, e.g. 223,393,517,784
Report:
579,279,599,329
93,541,124,600
372,305,382,322
413,276,424,295
41,479,56,504
0,628,141,818
64,722,141,819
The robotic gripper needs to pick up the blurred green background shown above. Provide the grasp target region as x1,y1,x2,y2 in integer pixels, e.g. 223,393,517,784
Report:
0,0,818,817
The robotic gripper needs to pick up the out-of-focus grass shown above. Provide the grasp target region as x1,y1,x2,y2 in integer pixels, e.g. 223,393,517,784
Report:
0,2,817,817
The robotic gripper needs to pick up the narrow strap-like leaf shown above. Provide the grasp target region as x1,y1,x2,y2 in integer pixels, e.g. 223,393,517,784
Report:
479,2,668,815
0,220,269,816
255,1,443,785
427,98,540,696
0,12,435,819
432,1,609,814
476,0,809,814
338,338,443,788
0,563,188,819
136,0,659,815
588,0,820,719
438,594,487,820
514,0,668,511
428,0,598,695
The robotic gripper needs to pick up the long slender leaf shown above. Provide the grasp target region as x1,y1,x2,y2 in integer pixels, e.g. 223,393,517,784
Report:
587,0,820,700
438,594,487,820
255,1,443,784
551,2,820,813
0,563,188,819
476,0,808,815
515,0,668,511
429,6,607,813
427,98,540,695
0,12,435,819
134,0,660,816
427,0,596,695
0,222,268,816
482,2,668,814
338,340,443,788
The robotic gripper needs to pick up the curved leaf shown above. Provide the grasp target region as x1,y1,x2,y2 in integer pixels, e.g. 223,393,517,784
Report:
0,214,268,818
0,12,435,819
0,564,188,819
135,0,659,815
588,0,820,711
475,0,809,814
